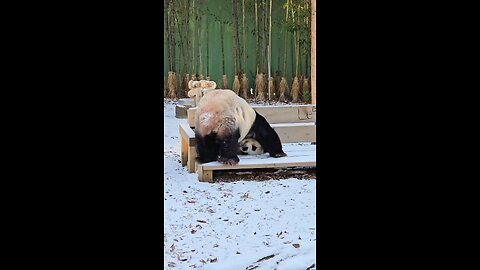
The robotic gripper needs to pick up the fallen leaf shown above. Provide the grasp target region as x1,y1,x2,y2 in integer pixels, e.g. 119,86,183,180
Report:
196,220,207,223
170,243,176,252
292,243,300,248
177,254,187,262
256,254,275,263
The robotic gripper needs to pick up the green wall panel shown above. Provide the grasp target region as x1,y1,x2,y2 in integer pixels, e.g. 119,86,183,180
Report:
164,0,311,91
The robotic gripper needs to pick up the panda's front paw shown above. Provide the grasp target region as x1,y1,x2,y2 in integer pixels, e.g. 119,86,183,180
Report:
218,156,240,166
271,152,287,158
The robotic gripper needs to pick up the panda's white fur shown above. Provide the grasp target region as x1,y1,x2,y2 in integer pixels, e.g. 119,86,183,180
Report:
238,138,264,155
195,90,256,142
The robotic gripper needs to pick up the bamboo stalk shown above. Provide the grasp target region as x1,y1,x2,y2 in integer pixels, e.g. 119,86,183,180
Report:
198,2,202,78
220,22,225,75
174,2,186,74
174,4,186,98
242,0,246,71
283,0,290,77
291,5,295,78
263,0,267,73
267,0,272,101
170,0,176,72
255,0,259,75
232,0,238,75
296,4,300,78
206,2,209,77
233,75,240,95
279,76,288,102
191,0,196,75
305,0,309,76
222,74,228,89
236,0,242,72
165,0,170,72
293,5,297,77
241,73,248,99
184,0,190,76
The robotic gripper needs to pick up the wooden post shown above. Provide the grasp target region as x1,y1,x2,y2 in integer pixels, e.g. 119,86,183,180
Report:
181,136,188,166
198,166,213,182
187,146,196,173
311,0,316,104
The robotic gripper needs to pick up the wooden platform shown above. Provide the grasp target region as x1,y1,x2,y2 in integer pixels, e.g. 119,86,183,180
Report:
179,104,317,182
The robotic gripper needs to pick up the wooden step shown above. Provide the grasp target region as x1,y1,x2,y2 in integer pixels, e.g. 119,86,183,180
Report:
197,144,317,182
271,122,316,143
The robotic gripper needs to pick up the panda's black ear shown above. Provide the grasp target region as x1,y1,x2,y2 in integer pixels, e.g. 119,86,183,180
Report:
250,112,285,157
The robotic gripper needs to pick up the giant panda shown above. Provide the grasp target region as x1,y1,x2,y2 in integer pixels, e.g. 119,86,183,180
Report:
195,89,286,165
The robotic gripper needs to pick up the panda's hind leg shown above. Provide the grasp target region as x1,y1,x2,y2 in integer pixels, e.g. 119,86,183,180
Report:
218,129,240,165
251,112,287,157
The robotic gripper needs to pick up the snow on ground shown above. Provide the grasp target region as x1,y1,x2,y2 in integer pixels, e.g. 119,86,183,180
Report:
164,100,316,269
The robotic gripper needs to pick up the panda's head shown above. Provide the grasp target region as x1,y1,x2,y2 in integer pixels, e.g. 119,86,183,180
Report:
238,138,264,155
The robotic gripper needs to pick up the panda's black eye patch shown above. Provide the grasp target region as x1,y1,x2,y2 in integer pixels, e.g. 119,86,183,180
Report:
252,145,257,151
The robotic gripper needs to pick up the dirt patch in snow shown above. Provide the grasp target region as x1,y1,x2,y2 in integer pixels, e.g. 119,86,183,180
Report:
213,167,317,182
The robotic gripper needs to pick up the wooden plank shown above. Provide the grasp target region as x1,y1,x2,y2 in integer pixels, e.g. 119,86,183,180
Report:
197,166,213,182
187,108,195,127
254,106,316,124
272,123,316,143
187,105,316,127
181,136,188,166
187,146,196,173
200,155,316,171
239,150,316,160
179,123,196,146
281,143,316,151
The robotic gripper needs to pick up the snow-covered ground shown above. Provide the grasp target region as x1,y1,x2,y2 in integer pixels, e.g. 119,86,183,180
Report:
164,100,316,269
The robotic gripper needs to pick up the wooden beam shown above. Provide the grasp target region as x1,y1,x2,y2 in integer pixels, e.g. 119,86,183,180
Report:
311,0,316,104
197,165,213,182
187,105,316,127
271,123,316,143
179,123,196,146
187,146,196,173
199,154,317,171
181,136,188,166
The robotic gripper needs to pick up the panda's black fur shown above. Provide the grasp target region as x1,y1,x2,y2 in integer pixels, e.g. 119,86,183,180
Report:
195,90,286,165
